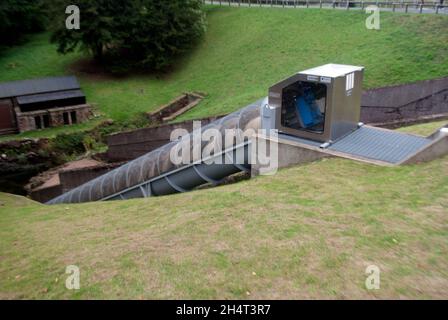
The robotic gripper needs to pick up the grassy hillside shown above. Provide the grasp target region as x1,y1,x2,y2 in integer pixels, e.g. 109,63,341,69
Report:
1,7,447,132
0,121,447,299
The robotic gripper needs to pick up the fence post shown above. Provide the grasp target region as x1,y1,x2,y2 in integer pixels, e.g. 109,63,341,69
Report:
346,1,349,9
306,0,309,8
361,1,364,10
405,3,408,12
436,4,439,14
419,3,423,13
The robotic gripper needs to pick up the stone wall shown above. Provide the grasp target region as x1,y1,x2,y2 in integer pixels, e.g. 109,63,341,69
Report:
15,104,92,132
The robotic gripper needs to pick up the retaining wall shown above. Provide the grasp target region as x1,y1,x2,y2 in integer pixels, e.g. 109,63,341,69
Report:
106,115,222,162
59,162,125,193
360,77,448,125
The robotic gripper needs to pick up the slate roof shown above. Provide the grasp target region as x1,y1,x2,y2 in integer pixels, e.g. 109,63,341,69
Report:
0,76,81,99
16,89,85,105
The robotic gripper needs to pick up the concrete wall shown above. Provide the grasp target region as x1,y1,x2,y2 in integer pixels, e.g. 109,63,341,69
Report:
29,184,62,203
147,93,203,123
251,135,331,176
401,129,448,165
59,162,124,193
30,162,124,203
106,115,222,162
360,77,448,125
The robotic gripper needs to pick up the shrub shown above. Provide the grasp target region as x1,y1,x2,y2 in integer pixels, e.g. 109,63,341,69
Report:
51,132,86,156
50,0,206,71
0,0,48,46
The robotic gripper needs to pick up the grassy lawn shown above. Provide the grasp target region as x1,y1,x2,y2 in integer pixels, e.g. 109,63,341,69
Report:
397,120,448,136
0,121,447,299
1,7,447,139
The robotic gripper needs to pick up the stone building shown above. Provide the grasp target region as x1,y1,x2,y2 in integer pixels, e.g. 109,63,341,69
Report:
0,76,92,135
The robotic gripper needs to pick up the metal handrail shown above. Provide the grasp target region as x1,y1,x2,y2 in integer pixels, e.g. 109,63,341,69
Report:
205,0,447,13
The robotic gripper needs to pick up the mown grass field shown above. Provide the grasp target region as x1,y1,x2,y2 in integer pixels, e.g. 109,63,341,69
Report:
1,6,447,141
0,121,447,299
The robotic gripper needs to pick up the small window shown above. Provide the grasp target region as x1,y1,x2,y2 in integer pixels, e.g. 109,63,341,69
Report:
281,81,327,134
34,116,42,129
43,114,50,128
70,111,77,124
63,112,70,125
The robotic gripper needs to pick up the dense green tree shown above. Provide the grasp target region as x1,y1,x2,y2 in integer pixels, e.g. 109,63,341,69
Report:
50,0,206,71
0,0,48,46
50,0,116,61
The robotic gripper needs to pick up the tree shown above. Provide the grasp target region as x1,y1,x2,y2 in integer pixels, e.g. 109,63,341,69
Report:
0,0,48,46
50,0,206,71
50,0,116,61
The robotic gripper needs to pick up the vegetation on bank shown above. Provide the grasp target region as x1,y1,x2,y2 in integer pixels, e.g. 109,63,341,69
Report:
50,0,206,71
0,121,447,299
1,4,447,300
1,7,447,141
0,0,48,47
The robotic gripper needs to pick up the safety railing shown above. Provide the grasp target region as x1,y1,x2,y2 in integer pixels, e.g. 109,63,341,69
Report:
203,0,448,14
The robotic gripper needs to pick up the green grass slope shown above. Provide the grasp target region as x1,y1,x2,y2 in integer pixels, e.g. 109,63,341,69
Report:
0,122,447,299
1,7,447,128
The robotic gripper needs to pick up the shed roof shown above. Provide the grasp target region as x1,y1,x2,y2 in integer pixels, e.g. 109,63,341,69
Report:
0,76,80,99
16,89,85,105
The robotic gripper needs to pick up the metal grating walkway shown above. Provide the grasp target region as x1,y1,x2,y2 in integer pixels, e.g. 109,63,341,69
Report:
328,126,431,164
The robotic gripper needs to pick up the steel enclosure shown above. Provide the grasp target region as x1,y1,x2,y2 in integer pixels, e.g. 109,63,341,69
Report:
269,64,364,143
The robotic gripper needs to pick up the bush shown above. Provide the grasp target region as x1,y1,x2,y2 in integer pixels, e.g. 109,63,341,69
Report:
0,0,48,46
51,132,86,157
50,0,206,71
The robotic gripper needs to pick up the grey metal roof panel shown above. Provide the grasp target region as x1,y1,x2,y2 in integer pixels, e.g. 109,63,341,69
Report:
16,89,85,105
328,126,431,164
0,76,80,99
